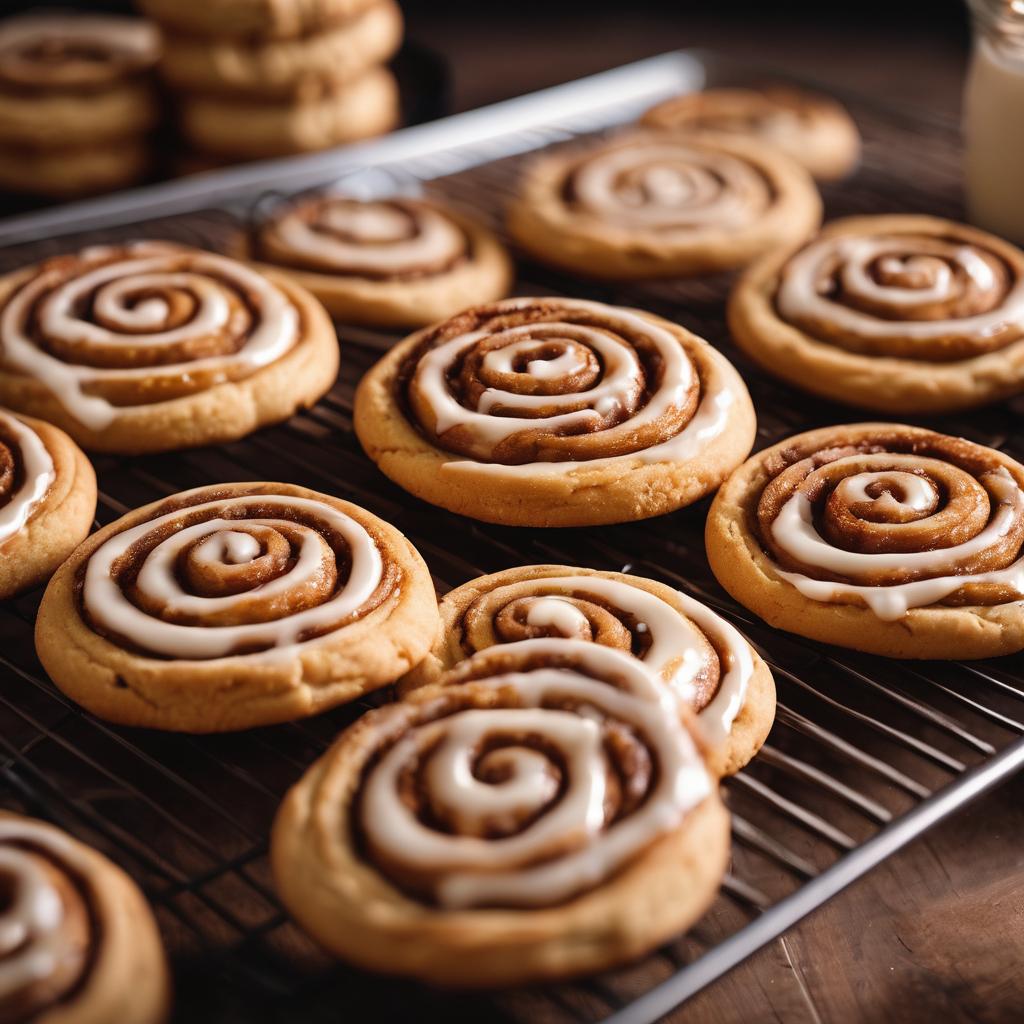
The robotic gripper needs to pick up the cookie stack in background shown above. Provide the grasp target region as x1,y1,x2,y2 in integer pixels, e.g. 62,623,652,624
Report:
138,0,403,168
0,12,160,198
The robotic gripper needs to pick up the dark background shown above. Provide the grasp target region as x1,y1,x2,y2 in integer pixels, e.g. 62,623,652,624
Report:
5,1,974,115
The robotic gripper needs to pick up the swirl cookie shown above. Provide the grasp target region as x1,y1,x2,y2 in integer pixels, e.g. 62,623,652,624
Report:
138,0,378,39
272,641,728,986
354,297,757,526
35,482,439,732
177,66,398,160
0,14,159,196
0,15,159,147
0,241,338,454
402,565,775,776
159,0,403,100
251,194,512,327
0,409,95,598
0,811,169,1024
707,423,1024,659
642,86,860,181
729,214,1024,413
507,130,821,278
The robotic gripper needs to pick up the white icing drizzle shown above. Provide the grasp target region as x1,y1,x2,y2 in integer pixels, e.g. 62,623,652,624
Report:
571,138,771,233
0,244,300,430
411,298,741,473
480,576,754,746
834,471,936,514
439,376,734,478
0,820,85,1005
82,494,384,660
770,466,1024,620
777,233,1024,342
270,198,465,276
0,411,54,546
193,530,261,566
479,339,590,382
525,596,591,637
361,656,710,909
415,311,687,445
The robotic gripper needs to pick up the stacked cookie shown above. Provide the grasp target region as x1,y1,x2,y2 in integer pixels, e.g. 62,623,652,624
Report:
139,0,403,165
0,13,160,198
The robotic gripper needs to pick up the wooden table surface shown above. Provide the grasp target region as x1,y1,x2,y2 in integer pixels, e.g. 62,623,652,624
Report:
404,10,1024,1023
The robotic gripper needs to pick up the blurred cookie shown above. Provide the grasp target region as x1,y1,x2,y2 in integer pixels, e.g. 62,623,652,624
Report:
160,0,402,100
178,66,398,159
251,194,512,326
643,86,860,181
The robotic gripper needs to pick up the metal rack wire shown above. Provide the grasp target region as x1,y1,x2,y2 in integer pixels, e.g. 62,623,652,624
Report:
0,51,1022,1024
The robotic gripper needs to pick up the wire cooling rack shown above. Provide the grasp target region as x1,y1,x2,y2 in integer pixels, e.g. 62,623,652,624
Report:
1,51,1023,1024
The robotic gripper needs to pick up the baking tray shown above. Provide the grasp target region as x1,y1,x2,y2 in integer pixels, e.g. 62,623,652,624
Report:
1,50,1023,1024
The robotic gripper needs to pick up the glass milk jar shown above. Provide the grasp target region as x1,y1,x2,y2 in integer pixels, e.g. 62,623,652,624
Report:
964,0,1024,243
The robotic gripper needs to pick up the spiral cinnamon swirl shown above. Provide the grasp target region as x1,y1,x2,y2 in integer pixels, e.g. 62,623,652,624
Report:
0,409,95,599
729,214,1024,413
35,482,439,732
272,641,728,986
0,242,338,454
401,564,775,776
506,130,821,279
354,297,756,526
0,812,169,1024
641,86,861,182
252,195,512,327
707,423,1024,658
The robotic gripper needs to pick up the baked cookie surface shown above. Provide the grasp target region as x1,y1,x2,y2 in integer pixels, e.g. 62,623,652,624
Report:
706,423,1024,659
272,640,728,986
137,0,378,39
0,409,95,599
507,130,821,278
642,86,860,181
251,194,512,327
355,296,756,526
159,0,402,99
0,13,159,196
0,811,169,1024
178,66,398,159
401,564,775,776
729,214,1024,413
0,241,338,454
35,482,439,732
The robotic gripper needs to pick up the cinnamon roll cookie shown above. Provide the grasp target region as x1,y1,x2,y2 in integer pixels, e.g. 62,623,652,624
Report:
507,130,821,278
35,482,439,732
0,241,338,454
159,0,403,100
354,297,757,526
0,13,159,196
402,565,775,776
177,66,398,160
0,811,169,1024
0,410,95,599
138,0,378,39
642,86,860,181
729,215,1024,413
251,194,512,327
707,423,1024,659
272,641,728,985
